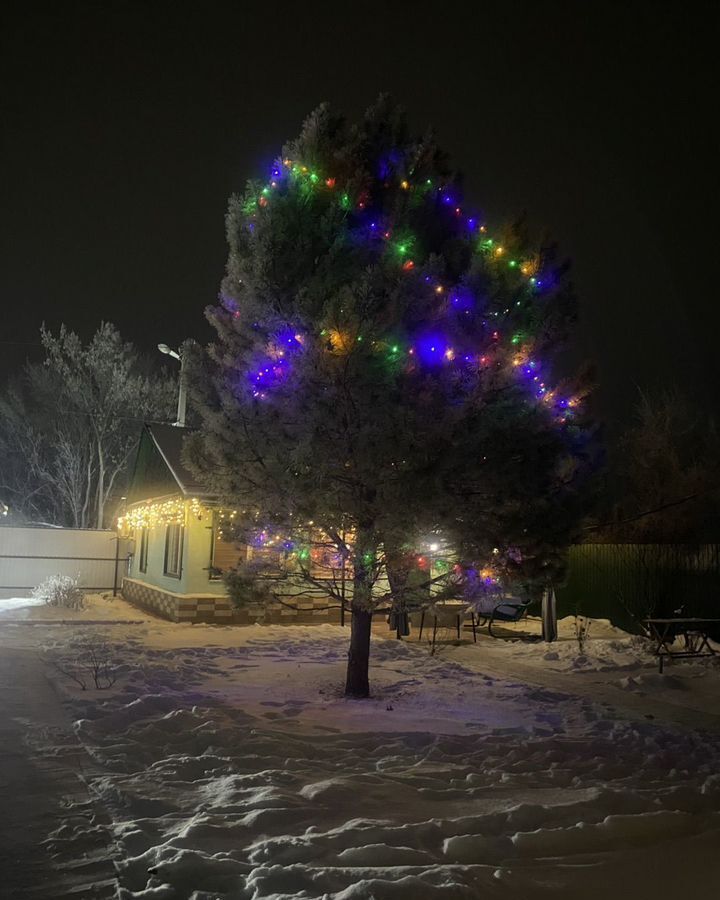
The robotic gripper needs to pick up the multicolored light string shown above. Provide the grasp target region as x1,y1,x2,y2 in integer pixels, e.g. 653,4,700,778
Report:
238,157,582,421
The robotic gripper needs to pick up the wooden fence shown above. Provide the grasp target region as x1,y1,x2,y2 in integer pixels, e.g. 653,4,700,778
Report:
556,543,720,633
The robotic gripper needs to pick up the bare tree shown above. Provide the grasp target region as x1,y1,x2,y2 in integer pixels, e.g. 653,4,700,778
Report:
40,323,177,527
50,638,119,690
0,323,176,527
0,378,61,523
594,391,720,542
53,428,96,528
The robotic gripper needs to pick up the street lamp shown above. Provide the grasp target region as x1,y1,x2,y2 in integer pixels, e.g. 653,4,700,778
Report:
158,343,187,427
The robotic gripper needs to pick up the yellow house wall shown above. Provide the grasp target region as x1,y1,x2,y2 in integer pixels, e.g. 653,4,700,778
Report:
126,499,392,608
128,500,226,597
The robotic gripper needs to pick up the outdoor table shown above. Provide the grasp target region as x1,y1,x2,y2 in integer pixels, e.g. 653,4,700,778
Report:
418,604,477,650
643,617,720,673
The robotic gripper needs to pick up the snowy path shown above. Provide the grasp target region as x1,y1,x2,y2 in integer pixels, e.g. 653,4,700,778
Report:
0,639,118,898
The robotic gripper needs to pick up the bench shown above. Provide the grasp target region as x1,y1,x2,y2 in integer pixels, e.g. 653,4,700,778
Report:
475,597,535,637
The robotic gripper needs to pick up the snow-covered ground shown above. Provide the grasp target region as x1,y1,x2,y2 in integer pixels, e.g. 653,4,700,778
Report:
35,606,720,896
0,590,145,621
3,595,720,898
0,594,46,612
448,616,720,730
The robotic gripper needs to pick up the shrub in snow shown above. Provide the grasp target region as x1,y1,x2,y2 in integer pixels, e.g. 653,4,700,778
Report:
51,637,118,690
574,615,592,655
223,560,277,608
32,574,84,610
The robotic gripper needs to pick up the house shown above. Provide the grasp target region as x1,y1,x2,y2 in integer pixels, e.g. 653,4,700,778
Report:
119,424,342,624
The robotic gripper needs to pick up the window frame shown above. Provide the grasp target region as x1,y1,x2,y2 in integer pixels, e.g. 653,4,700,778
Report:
163,522,183,578
138,527,149,574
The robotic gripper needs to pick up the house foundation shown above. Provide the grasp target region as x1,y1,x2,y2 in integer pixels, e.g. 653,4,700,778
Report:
121,576,342,625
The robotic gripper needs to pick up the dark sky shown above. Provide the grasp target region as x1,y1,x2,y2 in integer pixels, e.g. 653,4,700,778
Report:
1,1,718,431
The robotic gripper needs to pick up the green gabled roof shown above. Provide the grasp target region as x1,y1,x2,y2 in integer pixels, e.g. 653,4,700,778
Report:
127,424,215,503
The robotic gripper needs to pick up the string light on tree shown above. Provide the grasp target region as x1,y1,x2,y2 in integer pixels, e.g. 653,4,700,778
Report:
242,156,579,418
190,99,596,698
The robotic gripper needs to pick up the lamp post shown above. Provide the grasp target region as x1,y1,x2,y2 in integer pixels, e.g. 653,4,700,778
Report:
158,343,187,427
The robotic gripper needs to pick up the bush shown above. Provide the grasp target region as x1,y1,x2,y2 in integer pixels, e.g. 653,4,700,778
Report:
32,574,84,609
223,561,277,608
50,637,118,690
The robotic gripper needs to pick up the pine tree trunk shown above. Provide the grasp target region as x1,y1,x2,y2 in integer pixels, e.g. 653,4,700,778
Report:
344,527,375,698
345,605,372,698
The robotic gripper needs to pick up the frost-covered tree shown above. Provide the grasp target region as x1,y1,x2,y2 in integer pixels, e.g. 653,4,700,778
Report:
0,364,96,526
187,98,596,696
0,323,176,527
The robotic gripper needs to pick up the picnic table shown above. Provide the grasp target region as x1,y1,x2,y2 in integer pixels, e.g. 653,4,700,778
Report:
643,617,720,673
417,603,477,651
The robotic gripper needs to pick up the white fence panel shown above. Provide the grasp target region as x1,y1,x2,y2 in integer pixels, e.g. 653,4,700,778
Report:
0,526,129,598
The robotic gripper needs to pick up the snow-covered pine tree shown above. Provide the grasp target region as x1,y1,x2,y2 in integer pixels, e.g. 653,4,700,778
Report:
186,97,596,697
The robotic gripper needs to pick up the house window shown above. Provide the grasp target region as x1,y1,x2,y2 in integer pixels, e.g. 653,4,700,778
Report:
210,515,248,579
244,543,286,574
138,528,149,573
164,523,183,578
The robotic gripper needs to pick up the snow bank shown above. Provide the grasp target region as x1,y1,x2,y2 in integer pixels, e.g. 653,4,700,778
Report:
0,595,46,612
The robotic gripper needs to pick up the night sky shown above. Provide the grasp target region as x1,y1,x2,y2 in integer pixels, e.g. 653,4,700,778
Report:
2,2,717,431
